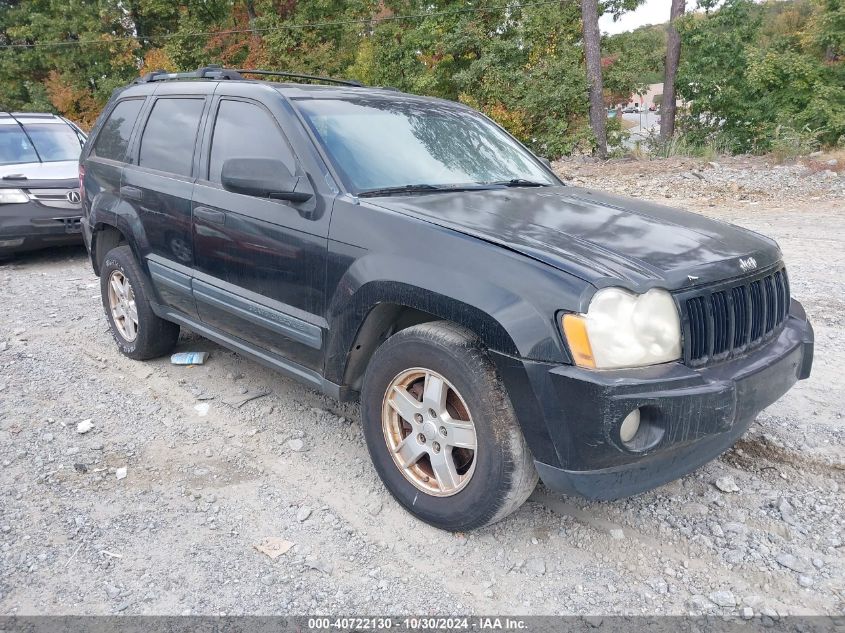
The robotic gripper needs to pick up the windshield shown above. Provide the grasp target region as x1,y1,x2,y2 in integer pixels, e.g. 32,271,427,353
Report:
0,122,83,165
295,97,556,194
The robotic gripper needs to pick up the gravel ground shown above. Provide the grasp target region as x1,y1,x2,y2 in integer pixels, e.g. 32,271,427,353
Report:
1,155,843,617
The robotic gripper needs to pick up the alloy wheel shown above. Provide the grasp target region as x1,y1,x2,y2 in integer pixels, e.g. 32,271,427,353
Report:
381,368,477,496
107,270,138,342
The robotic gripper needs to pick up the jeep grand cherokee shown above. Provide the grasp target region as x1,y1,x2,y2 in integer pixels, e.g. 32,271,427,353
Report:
79,66,813,531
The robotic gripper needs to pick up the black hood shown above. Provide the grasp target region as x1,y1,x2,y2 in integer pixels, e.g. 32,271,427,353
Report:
369,185,782,290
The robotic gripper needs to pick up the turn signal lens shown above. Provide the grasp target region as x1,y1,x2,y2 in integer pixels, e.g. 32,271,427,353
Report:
562,314,595,368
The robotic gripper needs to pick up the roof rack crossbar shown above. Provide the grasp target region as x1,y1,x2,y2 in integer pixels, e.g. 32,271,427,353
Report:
234,69,363,87
134,65,243,84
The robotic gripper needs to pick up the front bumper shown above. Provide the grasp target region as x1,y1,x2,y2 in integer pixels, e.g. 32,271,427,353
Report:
0,199,83,255
499,300,813,500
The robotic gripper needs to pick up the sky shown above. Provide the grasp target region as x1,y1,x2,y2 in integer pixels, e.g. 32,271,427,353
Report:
599,0,699,35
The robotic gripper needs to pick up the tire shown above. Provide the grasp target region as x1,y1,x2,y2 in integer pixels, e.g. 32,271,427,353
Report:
361,321,538,531
100,245,179,360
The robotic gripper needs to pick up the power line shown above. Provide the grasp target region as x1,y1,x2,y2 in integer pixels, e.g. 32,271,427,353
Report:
0,0,565,50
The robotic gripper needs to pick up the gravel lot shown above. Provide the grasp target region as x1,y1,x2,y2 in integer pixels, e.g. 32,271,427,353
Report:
1,155,843,617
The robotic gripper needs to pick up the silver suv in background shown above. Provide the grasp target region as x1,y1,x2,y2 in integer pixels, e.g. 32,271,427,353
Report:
0,112,87,259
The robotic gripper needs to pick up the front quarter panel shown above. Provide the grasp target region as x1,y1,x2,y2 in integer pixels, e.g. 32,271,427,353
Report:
325,198,588,371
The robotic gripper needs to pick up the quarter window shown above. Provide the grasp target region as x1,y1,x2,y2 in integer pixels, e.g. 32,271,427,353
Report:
208,100,295,183
139,98,205,177
92,100,144,162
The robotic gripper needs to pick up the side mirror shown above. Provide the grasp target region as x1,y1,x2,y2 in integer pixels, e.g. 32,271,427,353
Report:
221,158,313,203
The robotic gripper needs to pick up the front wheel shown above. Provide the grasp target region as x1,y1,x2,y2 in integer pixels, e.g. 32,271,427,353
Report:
361,321,538,531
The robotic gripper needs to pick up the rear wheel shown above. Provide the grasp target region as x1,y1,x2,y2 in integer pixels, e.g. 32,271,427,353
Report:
361,321,537,531
100,245,179,360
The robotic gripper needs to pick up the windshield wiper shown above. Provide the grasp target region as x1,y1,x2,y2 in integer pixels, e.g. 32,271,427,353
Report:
357,184,446,198
483,178,550,188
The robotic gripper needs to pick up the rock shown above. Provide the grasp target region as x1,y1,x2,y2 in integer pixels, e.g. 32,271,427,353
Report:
483,588,494,598
296,506,312,522
776,553,808,573
609,528,625,540
253,537,295,560
777,497,799,525
73,463,88,474
65,447,80,456
525,558,546,576
42,432,54,442
288,438,305,452
305,558,333,574
367,502,383,517
115,467,127,480
105,585,120,600
741,607,754,620
715,476,740,493
797,575,813,588
709,590,736,607
76,419,94,434
194,403,210,417
260,574,275,586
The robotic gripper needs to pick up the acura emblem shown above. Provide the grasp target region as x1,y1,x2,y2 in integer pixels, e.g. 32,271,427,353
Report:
67,189,81,204
738,256,757,272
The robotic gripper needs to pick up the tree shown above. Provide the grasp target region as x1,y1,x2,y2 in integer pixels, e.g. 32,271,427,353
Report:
660,0,686,141
581,0,607,157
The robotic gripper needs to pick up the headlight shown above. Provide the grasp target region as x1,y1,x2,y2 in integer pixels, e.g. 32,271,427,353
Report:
0,189,29,204
562,287,682,369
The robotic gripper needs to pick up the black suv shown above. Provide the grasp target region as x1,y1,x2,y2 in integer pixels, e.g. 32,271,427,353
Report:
80,66,813,531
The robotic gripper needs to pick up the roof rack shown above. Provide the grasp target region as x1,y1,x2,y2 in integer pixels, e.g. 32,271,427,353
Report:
134,64,363,88
235,69,362,87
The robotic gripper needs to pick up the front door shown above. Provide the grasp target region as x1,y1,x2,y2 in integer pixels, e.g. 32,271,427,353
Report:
191,96,331,371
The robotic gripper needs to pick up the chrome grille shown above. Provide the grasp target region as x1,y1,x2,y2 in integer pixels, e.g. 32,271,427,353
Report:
25,188,81,209
679,266,790,367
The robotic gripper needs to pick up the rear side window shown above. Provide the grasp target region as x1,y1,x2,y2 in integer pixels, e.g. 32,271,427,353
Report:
139,98,205,177
208,100,296,183
93,99,144,162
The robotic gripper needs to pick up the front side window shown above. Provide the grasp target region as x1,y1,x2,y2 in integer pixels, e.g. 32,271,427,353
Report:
139,98,205,177
93,100,144,162
0,122,83,165
208,100,296,183
295,97,555,194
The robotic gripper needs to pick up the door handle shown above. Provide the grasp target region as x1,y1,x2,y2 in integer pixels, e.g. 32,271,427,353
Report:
194,206,225,225
120,185,142,201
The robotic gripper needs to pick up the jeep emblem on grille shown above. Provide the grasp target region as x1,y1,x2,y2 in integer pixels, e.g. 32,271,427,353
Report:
66,190,81,204
739,256,757,272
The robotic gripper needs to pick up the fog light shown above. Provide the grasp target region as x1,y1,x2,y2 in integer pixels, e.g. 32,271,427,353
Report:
0,238,24,248
619,409,641,443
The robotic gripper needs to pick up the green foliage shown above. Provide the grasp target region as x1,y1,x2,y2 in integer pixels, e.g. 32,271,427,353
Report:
677,0,845,153
3,0,840,155
602,24,666,103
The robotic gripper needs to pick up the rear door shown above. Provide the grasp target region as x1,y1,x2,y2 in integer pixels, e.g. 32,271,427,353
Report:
190,89,332,372
121,84,209,318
